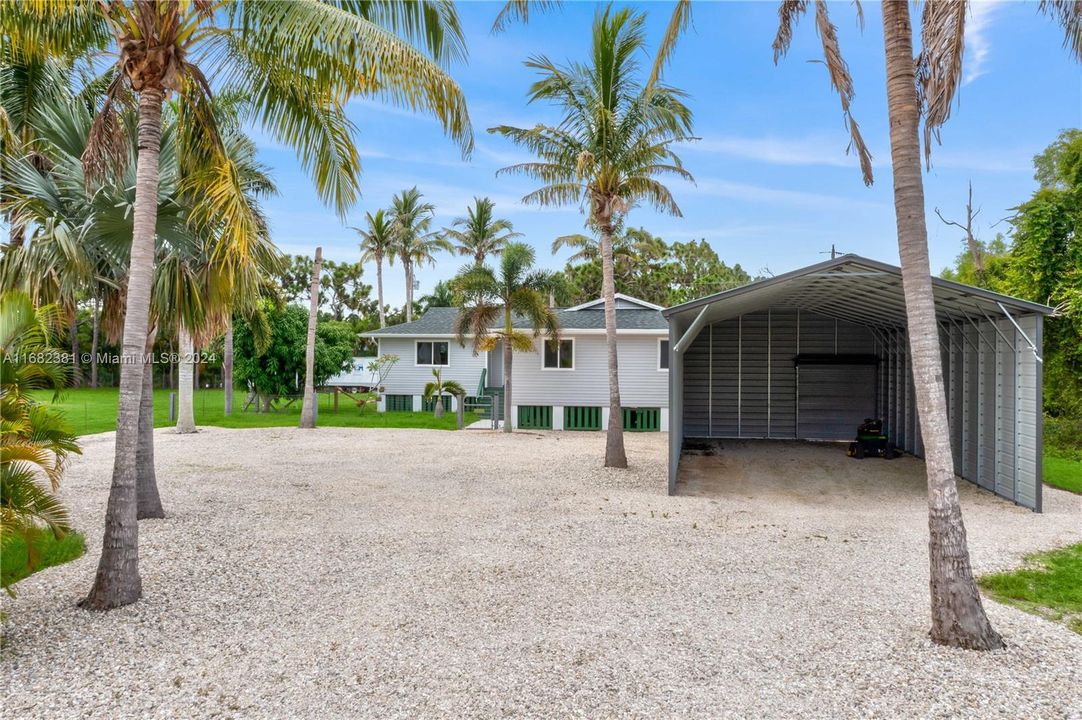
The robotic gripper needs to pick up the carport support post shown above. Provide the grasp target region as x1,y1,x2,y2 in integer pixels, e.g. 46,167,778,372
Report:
667,322,682,495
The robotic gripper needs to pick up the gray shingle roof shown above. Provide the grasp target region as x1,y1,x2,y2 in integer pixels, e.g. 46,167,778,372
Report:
361,306,667,337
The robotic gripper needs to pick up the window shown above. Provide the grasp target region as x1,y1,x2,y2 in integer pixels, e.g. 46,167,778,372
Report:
543,338,574,369
415,341,449,366
658,339,670,370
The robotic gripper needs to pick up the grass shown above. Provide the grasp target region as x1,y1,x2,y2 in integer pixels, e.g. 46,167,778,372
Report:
29,387,479,436
979,544,1082,635
1044,454,1082,494
2,530,86,590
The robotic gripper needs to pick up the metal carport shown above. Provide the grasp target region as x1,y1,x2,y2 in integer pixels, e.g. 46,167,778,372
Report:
663,255,1051,511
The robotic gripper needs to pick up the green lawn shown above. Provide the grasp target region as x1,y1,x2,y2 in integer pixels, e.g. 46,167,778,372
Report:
979,544,1082,635
1044,455,1082,494
2,530,86,590
30,387,478,436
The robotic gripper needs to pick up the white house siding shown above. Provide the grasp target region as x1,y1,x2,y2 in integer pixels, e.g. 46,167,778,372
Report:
377,337,488,400
510,333,668,409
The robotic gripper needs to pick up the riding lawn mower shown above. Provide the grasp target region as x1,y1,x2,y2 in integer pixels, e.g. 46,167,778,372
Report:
846,418,899,459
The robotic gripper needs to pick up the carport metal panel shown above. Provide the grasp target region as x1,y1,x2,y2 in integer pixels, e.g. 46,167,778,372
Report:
664,255,1050,510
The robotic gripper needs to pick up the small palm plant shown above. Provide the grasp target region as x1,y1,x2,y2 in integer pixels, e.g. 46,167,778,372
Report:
422,368,465,419
0,291,81,583
453,242,560,433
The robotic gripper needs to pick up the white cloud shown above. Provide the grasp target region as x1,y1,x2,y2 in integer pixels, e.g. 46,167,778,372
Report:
964,1,1000,86
685,177,886,210
687,134,869,168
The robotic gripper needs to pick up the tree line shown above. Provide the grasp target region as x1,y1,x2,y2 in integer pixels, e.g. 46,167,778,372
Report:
940,129,1082,457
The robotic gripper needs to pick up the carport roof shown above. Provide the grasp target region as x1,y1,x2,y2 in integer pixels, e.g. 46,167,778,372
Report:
662,254,1052,331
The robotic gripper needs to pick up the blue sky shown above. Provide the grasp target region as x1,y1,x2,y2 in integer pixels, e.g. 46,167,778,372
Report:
251,1,1080,306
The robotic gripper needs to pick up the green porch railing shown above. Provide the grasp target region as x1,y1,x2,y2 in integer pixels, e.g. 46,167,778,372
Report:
623,407,661,432
517,405,553,430
384,394,413,412
564,405,602,431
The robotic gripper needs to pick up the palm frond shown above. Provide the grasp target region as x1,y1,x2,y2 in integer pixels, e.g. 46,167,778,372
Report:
772,0,810,62
1040,0,1082,61
916,0,967,170
647,0,693,91
491,0,561,34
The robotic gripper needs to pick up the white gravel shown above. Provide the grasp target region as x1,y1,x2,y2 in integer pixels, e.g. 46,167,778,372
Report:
3,427,1081,719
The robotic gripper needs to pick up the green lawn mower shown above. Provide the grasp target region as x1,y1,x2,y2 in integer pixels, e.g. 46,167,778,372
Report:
847,418,899,459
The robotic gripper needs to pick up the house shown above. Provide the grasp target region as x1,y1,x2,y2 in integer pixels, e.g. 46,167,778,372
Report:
663,254,1050,511
359,294,670,430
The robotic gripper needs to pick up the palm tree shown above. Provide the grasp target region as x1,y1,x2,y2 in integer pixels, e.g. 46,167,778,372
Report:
443,197,521,265
3,0,472,610
453,242,559,433
299,247,322,429
422,368,465,419
770,0,1081,649
388,187,451,322
490,5,694,466
419,280,456,310
355,209,395,328
0,291,80,560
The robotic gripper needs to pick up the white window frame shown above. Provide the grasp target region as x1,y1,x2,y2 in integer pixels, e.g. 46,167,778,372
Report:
657,337,670,372
414,340,450,367
541,337,575,371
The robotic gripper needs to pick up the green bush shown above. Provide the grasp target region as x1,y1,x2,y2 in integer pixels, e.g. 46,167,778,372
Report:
1046,414,1082,461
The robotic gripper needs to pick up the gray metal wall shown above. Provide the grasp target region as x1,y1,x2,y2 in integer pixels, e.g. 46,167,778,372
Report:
682,309,874,439
933,314,1042,510
677,307,1043,510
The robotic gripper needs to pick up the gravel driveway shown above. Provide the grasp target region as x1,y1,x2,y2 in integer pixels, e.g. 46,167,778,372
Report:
3,427,1081,719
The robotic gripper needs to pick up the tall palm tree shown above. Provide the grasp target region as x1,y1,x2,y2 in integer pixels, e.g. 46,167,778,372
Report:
3,0,472,610
299,247,322,429
770,0,1081,649
490,5,694,467
443,196,521,265
453,242,559,433
355,209,394,328
388,187,451,322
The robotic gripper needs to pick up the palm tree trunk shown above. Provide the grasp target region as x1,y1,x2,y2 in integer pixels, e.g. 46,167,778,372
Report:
82,87,164,610
137,330,164,520
223,319,234,416
434,393,444,418
376,257,387,328
599,218,627,468
405,261,414,323
90,294,100,388
881,0,1001,650
69,309,80,388
176,322,196,433
300,246,323,428
502,332,513,433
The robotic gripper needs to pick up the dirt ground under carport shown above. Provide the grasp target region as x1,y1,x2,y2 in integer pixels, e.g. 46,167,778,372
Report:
677,439,967,507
